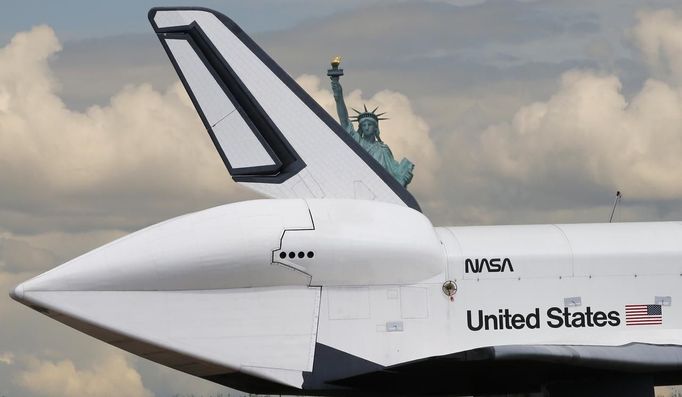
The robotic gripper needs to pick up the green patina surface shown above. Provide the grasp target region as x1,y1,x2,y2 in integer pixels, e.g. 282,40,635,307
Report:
327,58,414,187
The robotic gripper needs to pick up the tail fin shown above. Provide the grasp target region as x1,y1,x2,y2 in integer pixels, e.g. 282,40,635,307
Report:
149,7,420,211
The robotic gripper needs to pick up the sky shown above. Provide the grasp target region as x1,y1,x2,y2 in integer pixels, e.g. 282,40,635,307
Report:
2,0,682,396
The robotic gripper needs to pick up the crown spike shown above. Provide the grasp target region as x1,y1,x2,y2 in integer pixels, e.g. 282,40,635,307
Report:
351,107,361,114
372,106,379,114
364,104,368,112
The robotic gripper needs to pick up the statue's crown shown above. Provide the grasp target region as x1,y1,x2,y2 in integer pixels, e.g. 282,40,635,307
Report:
352,104,388,124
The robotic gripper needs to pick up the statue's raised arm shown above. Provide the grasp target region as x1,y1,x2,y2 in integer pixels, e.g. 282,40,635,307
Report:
327,57,353,134
331,79,353,133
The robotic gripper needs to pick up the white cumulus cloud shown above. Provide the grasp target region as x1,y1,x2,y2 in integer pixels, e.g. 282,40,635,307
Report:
634,9,682,85
16,354,154,397
442,8,682,215
478,70,682,199
0,25,253,233
0,352,15,365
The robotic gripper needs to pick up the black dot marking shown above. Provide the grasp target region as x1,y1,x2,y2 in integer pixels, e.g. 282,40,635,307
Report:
288,252,295,259
279,252,286,259
298,251,304,258
307,251,314,258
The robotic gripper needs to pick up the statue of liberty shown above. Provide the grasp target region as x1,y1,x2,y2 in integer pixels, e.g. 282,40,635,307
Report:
327,57,414,187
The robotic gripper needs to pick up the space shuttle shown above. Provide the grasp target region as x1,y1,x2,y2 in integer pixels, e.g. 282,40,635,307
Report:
11,7,682,397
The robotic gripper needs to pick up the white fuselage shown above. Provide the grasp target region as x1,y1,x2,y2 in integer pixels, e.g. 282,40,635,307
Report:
11,199,682,389
322,220,682,369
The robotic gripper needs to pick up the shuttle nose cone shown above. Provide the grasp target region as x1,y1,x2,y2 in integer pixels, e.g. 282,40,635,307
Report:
9,282,25,301
9,200,313,296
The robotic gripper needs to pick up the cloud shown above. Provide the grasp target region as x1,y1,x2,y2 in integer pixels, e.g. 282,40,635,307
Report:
0,25,255,234
0,235,58,273
656,386,682,397
477,70,682,200
16,354,153,397
0,352,15,365
427,8,682,225
261,0,572,81
295,74,441,196
634,9,682,85
0,228,122,275
430,0,488,6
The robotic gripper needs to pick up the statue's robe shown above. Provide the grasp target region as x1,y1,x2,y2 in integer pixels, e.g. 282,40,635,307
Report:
346,126,414,187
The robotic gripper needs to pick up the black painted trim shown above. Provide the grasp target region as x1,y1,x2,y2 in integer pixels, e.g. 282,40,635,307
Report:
161,33,285,177
152,23,306,182
319,343,682,396
185,22,306,181
302,343,384,391
148,7,421,211
187,28,285,176
122,337,682,396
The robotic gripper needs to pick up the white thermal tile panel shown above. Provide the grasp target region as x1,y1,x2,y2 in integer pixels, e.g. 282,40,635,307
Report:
212,112,275,169
154,11,196,28
327,287,371,320
27,286,321,386
400,286,428,319
165,39,235,126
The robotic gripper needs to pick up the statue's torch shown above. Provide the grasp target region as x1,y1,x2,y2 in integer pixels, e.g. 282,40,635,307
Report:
327,56,343,79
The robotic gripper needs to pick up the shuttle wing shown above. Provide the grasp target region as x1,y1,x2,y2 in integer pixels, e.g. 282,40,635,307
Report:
148,7,420,211
311,343,682,395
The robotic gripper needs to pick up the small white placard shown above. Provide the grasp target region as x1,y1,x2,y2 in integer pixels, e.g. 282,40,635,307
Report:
655,296,672,306
386,321,404,332
564,296,582,307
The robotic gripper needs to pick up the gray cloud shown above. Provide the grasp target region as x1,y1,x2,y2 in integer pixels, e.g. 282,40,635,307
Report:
0,236,58,273
634,8,682,85
50,34,176,111
429,8,682,226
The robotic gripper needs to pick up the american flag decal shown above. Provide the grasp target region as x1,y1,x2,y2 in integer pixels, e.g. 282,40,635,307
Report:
625,304,662,326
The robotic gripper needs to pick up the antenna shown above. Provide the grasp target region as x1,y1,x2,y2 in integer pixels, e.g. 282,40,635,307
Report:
609,191,622,223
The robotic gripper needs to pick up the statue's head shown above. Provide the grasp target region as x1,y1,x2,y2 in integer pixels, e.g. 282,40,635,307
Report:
353,105,387,142
359,118,379,140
